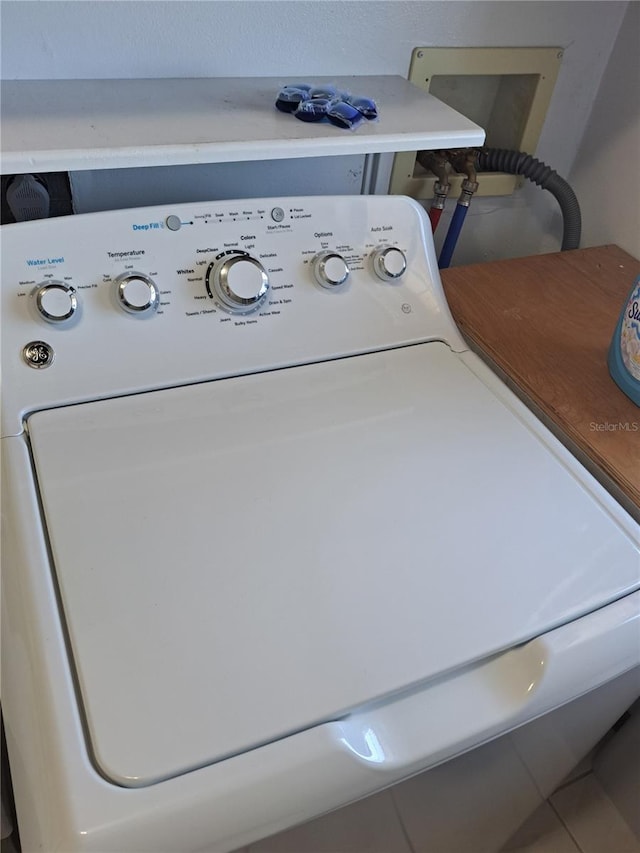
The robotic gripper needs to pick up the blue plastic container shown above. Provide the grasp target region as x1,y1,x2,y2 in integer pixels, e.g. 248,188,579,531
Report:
608,274,640,406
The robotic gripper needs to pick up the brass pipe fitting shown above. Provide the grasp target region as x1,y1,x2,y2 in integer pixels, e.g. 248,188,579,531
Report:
446,148,478,183
417,150,452,187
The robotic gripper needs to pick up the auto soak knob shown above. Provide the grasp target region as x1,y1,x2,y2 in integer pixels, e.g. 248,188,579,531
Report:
206,253,270,313
312,251,350,289
372,246,407,281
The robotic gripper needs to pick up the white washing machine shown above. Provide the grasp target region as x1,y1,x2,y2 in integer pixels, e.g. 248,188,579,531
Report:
1,195,639,852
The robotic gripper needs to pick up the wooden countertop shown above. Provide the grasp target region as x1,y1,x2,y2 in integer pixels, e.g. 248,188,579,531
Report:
441,245,640,517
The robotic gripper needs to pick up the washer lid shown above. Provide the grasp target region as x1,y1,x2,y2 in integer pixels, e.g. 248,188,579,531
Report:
28,343,639,788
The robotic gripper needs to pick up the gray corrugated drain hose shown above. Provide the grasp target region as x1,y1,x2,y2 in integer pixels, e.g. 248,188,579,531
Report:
477,149,581,251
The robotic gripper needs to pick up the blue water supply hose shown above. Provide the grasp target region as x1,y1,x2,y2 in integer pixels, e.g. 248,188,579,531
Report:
438,203,469,269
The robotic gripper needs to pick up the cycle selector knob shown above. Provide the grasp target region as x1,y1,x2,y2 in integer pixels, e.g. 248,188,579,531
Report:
313,252,350,289
372,246,407,281
33,281,78,324
116,273,160,315
207,254,270,313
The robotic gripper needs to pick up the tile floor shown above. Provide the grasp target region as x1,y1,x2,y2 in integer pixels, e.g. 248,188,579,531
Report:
232,768,640,853
2,761,638,853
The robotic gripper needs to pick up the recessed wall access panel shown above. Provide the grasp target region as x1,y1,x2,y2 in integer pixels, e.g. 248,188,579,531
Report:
390,48,562,199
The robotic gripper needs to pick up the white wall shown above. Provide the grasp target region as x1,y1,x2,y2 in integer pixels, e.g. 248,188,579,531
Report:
0,1,631,263
569,0,640,259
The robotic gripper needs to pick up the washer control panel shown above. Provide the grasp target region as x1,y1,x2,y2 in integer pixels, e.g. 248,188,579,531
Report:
1,195,463,435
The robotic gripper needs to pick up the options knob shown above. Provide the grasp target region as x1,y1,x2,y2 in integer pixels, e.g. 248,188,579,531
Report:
33,281,78,324
207,254,270,313
372,246,407,281
312,252,350,289
115,272,160,315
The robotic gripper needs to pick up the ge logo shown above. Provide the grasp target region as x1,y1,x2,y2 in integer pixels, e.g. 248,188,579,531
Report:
401,303,412,314
22,341,54,369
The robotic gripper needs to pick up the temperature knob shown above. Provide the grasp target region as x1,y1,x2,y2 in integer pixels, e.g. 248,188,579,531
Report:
33,281,78,324
207,254,270,313
115,273,160,315
372,246,407,281
312,252,350,289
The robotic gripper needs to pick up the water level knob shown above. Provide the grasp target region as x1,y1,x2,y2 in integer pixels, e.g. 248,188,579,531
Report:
33,281,78,323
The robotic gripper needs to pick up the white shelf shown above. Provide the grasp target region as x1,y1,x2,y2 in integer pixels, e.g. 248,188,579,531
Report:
0,76,484,175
